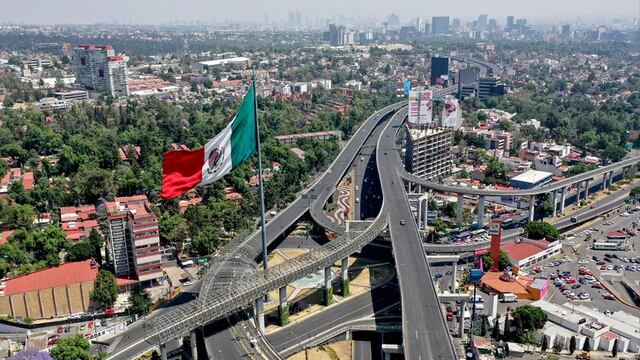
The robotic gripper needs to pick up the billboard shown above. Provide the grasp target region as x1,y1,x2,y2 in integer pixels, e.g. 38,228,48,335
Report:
408,89,433,125
403,80,412,95
408,90,420,124
442,96,462,128
418,90,433,125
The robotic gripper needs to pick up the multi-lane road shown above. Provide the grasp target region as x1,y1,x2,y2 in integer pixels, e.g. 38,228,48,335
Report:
377,108,457,360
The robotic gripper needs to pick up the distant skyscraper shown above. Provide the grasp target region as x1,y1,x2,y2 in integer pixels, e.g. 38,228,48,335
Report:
506,16,514,30
388,13,400,26
452,18,461,30
324,24,353,46
477,14,488,30
415,17,423,32
430,56,449,86
562,24,571,37
72,45,129,97
288,11,296,26
488,19,497,31
431,16,450,34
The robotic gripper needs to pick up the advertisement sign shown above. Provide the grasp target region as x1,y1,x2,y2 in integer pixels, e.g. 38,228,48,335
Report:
408,90,420,124
418,90,433,125
442,96,461,128
488,221,501,236
403,80,412,95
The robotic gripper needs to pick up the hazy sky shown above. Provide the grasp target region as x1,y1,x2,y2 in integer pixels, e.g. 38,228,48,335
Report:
2,0,638,24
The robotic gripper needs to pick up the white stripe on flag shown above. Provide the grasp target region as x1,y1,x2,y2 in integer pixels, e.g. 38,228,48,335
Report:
199,121,233,186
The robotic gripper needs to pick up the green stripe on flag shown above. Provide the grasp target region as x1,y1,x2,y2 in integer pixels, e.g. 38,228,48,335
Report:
230,84,257,167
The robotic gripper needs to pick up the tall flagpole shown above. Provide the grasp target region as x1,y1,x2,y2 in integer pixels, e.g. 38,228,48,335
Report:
253,68,269,273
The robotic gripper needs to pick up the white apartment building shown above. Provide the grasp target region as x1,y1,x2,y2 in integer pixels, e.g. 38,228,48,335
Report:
72,45,129,97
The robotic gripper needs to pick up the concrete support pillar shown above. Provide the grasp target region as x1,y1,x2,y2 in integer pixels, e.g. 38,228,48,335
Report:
608,170,614,187
603,172,609,189
477,195,485,228
255,297,265,333
552,190,558,218
323,267,333,306
341,257,350,297
452,262,458,293
528,195,535,222
623,166,629,179
278,286,289,326
457,194,464,225
423,198,429,231
584,179,590,198
560,187,567,213
458,300,466,338
384,352,392,360
160,343,168,360
418,185,422,194
190,328,198,360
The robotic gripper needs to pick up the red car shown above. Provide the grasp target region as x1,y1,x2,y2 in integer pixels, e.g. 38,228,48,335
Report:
104,308,115,315
56,326,64,334
47,335,60,346
592,283,603,289
600,265,607,270
566,278,577,284
602,293,615,300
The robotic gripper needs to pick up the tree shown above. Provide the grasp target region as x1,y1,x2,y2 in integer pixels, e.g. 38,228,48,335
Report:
631,186,640,198
129,283,153,316
552,339,564,353
88,228,103,264
91,270,119,309
50,335,91,360
541,336,549,352
582,337,591,352
491,315,501,341
481,250,511,271
149,350,162,360
10,348,53,360
512,305,548,334
65,242,95,262
503,312,511,341
524,221,560,240
612,339,618,357
569,336,576,354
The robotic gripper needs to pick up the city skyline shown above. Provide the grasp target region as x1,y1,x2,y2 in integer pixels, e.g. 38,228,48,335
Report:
1,0,638,25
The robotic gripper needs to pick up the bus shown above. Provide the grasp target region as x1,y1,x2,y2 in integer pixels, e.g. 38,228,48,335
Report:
592,242,621,251
471,229,487,236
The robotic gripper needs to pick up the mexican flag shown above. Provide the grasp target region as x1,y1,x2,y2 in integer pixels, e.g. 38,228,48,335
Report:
160,84,257,199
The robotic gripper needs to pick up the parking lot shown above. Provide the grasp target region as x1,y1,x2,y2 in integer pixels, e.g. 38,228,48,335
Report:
538,204,640,315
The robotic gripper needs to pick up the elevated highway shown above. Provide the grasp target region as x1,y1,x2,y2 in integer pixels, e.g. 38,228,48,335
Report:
378,108,457,359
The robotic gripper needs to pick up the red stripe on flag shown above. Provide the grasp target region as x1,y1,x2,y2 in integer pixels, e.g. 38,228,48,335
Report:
160,148,205,199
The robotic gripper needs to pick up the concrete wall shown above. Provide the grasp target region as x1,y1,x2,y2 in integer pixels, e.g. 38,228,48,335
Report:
0,281,95,320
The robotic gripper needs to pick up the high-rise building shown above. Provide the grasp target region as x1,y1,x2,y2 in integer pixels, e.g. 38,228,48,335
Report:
404,127,453,180
105,195,162,283
72,45,129,97
477,14,488,30
452,18,461,30
325,24,350,45
506,16,514,31
415,17,423,32
431,56,450,86
387,13,400,26
478,76,505,99
431,16,450,34
562,24,571,37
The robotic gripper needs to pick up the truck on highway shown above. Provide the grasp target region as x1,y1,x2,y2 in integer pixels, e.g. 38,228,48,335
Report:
501,293,518,303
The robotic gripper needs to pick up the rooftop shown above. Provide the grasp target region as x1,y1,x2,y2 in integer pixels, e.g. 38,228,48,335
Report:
510,169,553,184
1,260,99,296
501,240,551,261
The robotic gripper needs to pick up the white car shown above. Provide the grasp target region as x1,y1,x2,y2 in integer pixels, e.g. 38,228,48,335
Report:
621,212,630,217
578,259,588,264
604,310,614,316
578,293,590,300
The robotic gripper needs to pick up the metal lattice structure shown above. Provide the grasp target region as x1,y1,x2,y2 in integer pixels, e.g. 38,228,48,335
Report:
144,103,406,345
145,209,389,344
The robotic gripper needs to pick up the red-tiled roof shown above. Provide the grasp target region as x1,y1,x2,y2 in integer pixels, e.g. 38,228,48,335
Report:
601,331,618,341
1,260,99,296
0,230,14,245
501,240,550,261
